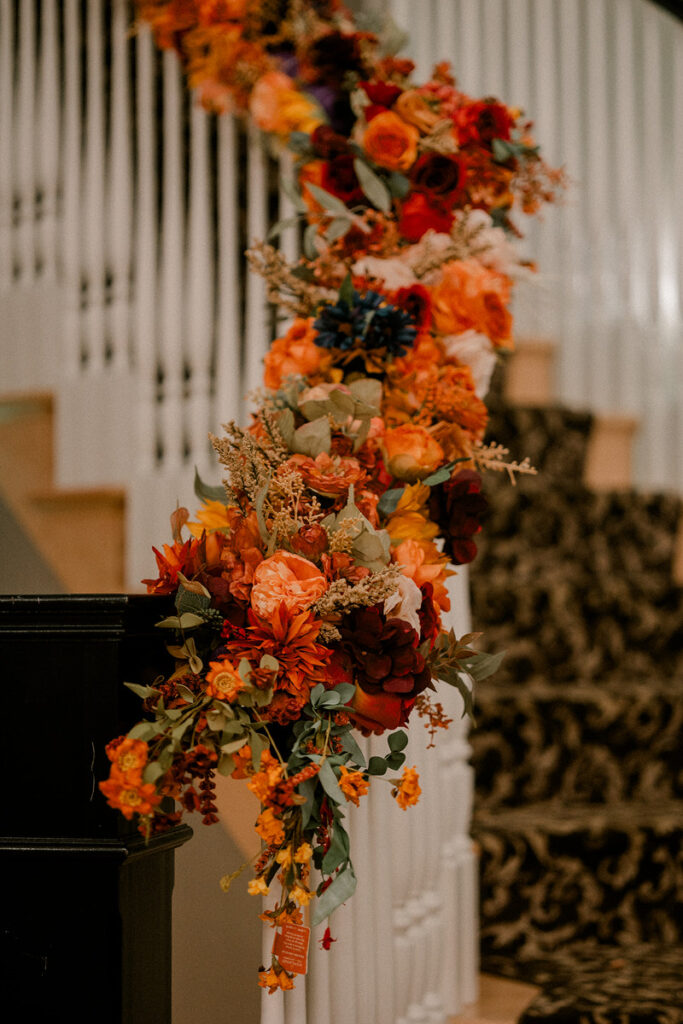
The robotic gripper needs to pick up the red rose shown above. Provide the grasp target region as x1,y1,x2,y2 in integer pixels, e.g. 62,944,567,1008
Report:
321,154,365,205
410,152,468,203
392,283,433,330
398,192,454,242
311,125,352,159
455,100,514,147
360,81,403,107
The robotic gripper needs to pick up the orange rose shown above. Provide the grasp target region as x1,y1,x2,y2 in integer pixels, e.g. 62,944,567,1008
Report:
285,452,365,497
381,424,444,481
264,318,329,389
362,110,419,173
394,90,443,134
431,260,513,348
391,537,451,612
249,71,323,137
348,685,406,735
250,550,327,619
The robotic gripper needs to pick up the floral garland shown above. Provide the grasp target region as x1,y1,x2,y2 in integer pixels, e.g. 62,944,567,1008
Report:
102,0,564,994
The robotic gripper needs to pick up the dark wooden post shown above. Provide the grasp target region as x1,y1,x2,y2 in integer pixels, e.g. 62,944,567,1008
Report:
0,595,192,1023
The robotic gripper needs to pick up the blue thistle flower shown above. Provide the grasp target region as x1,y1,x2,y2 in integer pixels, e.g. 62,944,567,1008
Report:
313,289,417,358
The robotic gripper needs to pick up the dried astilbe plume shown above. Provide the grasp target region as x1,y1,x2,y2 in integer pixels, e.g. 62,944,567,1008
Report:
473,440,537,484
246,242,333,316
210,422,284,508
313,564,403,617
418,119,459,156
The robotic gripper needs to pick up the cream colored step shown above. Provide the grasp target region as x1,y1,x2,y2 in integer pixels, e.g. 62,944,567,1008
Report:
0,394,126,593
449,973,539,1024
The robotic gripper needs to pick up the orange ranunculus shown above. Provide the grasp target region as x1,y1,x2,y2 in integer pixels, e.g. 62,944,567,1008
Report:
362,110,420,173
393,90,443,134
391,537,451,612
285,452,365,498
348,686,407,735
99,769,161,820
249,71,323,137
250,551,327,620
204,658,245,701
263,317,330,390
381,424,445,481
105,736,149,781
431,260,513,348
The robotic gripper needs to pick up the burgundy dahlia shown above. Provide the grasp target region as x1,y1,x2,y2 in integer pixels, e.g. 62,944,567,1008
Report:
340,605,431,698
429,468,488,565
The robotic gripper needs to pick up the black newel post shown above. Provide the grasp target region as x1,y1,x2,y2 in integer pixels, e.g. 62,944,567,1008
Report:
0,595,192,1024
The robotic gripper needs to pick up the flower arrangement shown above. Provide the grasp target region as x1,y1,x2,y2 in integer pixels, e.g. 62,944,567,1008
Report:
101,0,564,994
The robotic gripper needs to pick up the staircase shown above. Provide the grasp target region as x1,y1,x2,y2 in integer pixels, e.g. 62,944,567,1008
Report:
469,352,683,1022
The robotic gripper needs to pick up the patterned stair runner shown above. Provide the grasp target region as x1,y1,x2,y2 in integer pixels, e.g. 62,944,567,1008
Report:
468,377,683,1022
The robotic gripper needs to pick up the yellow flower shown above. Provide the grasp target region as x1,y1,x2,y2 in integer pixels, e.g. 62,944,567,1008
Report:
255,808,285,845
338,765,370,807
187,499,230,538
386,482,440,545
290,884,314,907
393,766,421,810
248,876,270,896
276,847,293,869
294,842,313,865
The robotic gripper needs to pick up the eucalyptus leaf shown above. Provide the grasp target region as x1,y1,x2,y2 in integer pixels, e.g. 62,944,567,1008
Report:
250,730,267,770
385,751,406,770
322,824,350,875
299,776,319,830
286,134,316,161
339,730,366,769
331,683,356,705
143,761,165,784
124,682,161,700
127,722,157,741
318,759,347,805
387,171,411,199
267,216,302,241
377,487,405,517
172,719,193,741
312,865,357,926
221,735,249,755
218,753,236,776
422,461,457,488
338,273,355,308
388,729,408,753
367,756,388,776
462,650,506,682
306,183,350,215
348,377,382,410
276,408,296,448
353,158,392,212
194,466,225,504
303,221,321,259
325,216,352,243
292,417,332,457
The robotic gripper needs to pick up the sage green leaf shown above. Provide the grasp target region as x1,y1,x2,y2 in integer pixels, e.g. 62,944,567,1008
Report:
292,417,332,457
385,751,406,770
348,377,382,411
124,682,161,700
322,824,350,875
260,654,279,673
306,183,350,215
367,756,388,776
172,719,193,741
250,730,267,770
267,216,302,241
206,708,227,733
422,461,457,487
221,735,249,755
353,158,392,212
387,171,411,198
338,272,354,307
127,722,157,741
339,730,366,769
462,650,506,682
194,466,225,503
303,222,321,258
312,865,357,926
298,776,319,830
277,408,296,448
143,761,165,784
388,729,408,753
377,487,405,516
218,753,235,776
325,216,352,243
318,759,347,805
174,684,197,704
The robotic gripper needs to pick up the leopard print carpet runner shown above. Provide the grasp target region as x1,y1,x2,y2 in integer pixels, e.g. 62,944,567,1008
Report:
468,367,683,1022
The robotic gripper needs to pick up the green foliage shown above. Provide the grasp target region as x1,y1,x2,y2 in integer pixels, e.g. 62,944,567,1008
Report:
194,466,225,503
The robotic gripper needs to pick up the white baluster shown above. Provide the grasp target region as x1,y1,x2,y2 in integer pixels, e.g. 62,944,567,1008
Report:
15,0,36,284
158,51,186,472
349,737,377,1022
278,150,299,266
307,891,332,1024
0,1,15,290
185,101,214,470
261,891,286,1024
61,0,83,379
214,115,243,437
674,15,683,493
82,0,107,374
368,734,397,1024
133,24,159,478
481,0,506,98
36,0,59,282
244,123,270,408
108,0,133,373
456,0,482,96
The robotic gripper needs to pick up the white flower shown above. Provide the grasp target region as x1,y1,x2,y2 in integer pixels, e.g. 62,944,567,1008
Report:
442,331,498,398
351,255,417,290
384,574,423,633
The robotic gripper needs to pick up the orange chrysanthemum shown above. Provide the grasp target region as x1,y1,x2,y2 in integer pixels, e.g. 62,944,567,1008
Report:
104,736,149,782
99,769,161,821
338,765,370,806
393,765,421,809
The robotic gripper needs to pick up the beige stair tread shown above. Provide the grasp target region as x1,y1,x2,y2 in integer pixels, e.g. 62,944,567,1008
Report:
450,973,539,1023
31,486,125,507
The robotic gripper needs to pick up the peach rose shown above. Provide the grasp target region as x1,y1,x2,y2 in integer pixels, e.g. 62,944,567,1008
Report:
264,318,329,390
362,110,419,173
249,72,322,137
394,90,443,134
285,452,365,497
381,424,445,481
250,551,327,619
431,260,513,348
392,537,450,612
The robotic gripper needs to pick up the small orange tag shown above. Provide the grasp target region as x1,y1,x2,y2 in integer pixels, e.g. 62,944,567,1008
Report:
272,923,311,975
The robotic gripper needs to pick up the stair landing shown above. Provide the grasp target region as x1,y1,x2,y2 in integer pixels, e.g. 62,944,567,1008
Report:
450,974,539,1024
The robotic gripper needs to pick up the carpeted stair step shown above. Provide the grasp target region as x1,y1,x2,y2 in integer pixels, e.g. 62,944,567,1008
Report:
474,801,683,965
470,487,683,685
471,679,683,810
485,942,683,1024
